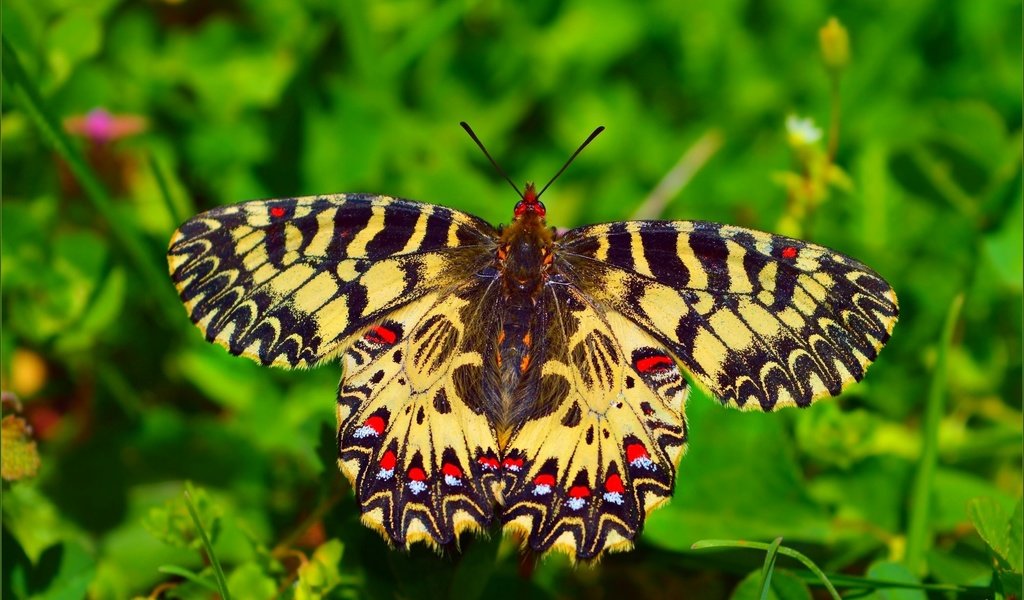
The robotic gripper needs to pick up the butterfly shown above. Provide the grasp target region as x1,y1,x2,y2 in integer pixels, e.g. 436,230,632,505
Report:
167,124,898,561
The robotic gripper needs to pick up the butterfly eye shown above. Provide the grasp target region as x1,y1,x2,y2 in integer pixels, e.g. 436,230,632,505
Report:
513,200,546,218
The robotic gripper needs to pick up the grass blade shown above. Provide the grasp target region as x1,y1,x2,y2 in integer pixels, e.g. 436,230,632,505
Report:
149,154,190,227
157,565,221,592
183,483,231,600
692,539,842,600
758,537,783,600
633,129,723,220
905,293,964,574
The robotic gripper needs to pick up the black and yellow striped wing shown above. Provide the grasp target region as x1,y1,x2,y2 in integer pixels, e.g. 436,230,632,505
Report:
337,288,502,548
501,283,689,559
556,220,899,411
168,194,496,367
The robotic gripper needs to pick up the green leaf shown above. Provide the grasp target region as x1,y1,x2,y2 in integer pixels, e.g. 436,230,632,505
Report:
45,8,103,84
2,485,69,563
932,468,1016,532
144,485,222,552
864,561,926,600
296,539,344,600
175,342,279,411
968,497,1014,568
5,539,96,600
645,397,833,547
157,565,220,592
983,188,1023,291
731,568,812,600
1007,499,1023,572
227,563,277,600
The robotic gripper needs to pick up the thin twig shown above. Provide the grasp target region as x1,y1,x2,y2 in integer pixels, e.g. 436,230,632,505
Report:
632,129,723,220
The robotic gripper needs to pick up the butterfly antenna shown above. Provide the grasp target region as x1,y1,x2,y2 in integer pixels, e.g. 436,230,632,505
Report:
536,126,605,199
460,121,524,200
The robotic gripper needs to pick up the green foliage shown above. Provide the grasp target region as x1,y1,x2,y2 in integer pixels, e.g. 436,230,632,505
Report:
2,1,1021,598
969,494,1024,598
731,569,811,600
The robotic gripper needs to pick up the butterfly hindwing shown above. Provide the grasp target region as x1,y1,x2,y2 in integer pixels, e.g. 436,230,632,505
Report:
500,285,688,559
338,289,502,548
557,220,898,411
167,195,495,367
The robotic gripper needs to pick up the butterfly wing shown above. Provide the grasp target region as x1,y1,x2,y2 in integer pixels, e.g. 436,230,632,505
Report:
338,286,502,548
556,220,899,411
167,195,496,367
500,283,688,560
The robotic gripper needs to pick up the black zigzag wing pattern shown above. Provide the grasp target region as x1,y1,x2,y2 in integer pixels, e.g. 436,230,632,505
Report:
336,288,502,549
556,220,898,411
499,281,689,559
167,194,497,368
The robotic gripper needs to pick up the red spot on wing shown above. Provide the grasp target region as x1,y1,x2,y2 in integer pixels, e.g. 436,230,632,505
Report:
625,443,649,463
604,473,625,494
477,455,500,470
636,354,673,373
568,485,591,499
270,206,286,218
363,415,386,435
365,325,397,345
408,467,426,481
533,473,556,487
502,457,524,470
379,450,397,471
781,246,798,259
442,463,463,478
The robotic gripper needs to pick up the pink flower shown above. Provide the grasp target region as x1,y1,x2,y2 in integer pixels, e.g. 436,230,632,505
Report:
64,108,147,143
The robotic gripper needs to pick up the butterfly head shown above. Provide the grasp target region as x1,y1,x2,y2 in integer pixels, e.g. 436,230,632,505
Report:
514,183,547,220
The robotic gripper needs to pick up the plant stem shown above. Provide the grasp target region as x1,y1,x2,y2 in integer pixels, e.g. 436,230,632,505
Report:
184,484,232,600
905,294,964,574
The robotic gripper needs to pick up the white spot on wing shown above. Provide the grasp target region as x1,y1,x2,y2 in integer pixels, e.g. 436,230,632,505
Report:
353,425,379,439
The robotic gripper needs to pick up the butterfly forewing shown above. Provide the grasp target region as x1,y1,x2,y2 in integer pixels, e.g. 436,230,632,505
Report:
556,220,899,411
167,194,496,368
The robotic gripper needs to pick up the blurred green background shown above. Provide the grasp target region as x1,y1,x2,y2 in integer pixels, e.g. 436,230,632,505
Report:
2,1,1021,598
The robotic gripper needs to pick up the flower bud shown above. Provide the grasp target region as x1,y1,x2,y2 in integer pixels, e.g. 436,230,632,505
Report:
819,17,850,73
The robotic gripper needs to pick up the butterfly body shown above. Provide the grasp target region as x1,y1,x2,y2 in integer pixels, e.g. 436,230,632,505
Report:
487,183,558,435
169,184,898,561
